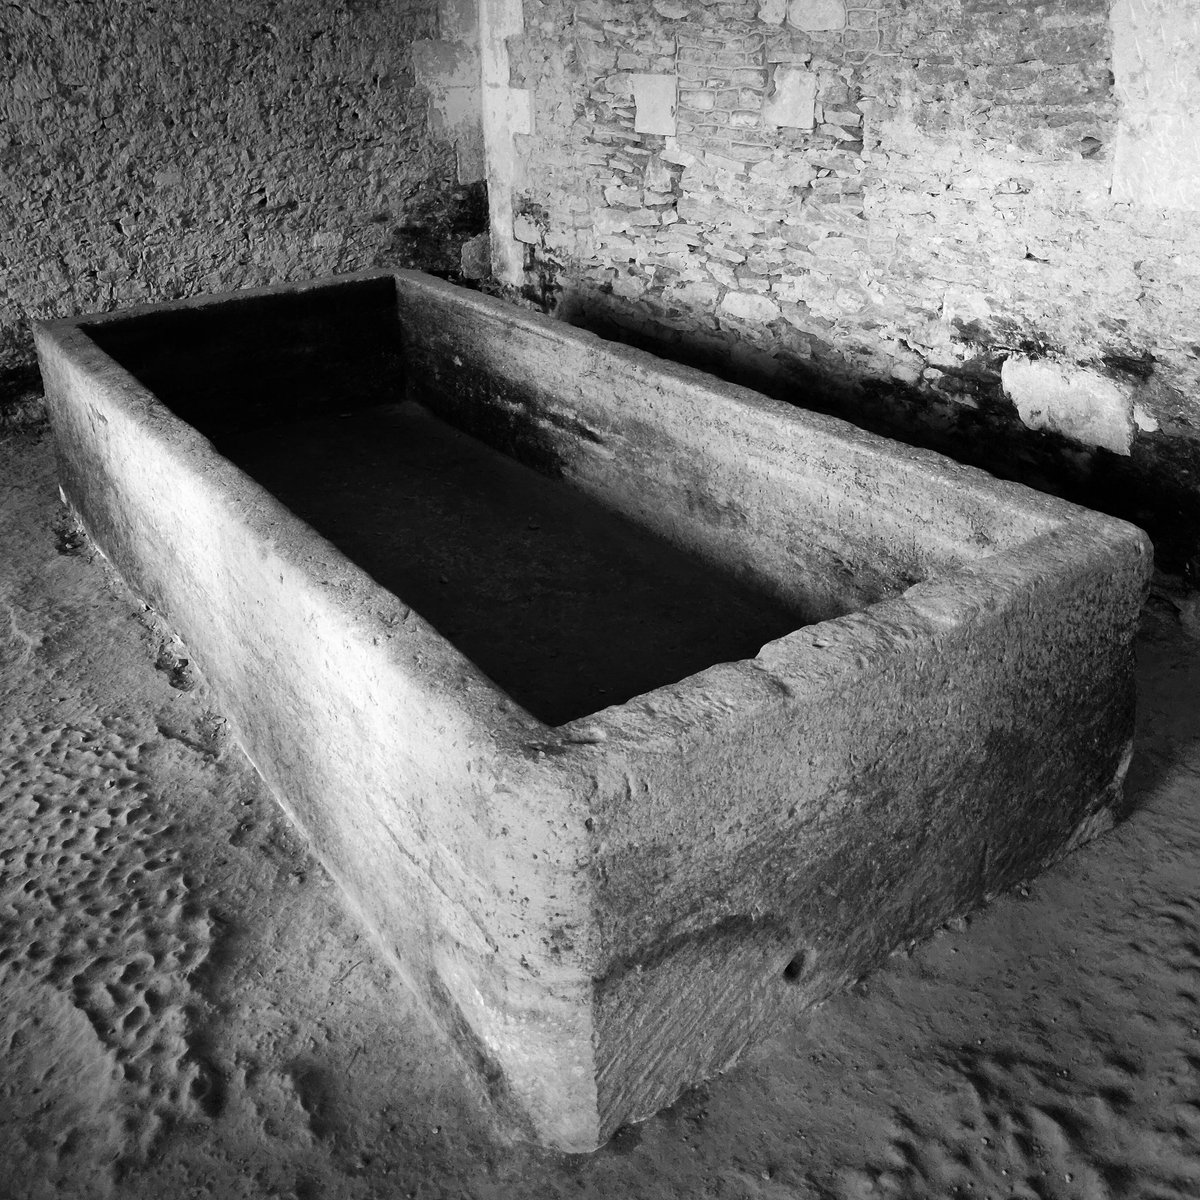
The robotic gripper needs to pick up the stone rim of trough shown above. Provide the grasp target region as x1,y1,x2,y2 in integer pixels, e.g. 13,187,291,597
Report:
32,269,1155,1150
34,268,1153,751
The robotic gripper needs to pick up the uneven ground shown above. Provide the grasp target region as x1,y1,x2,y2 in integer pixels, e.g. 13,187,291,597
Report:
2,425,1199,1200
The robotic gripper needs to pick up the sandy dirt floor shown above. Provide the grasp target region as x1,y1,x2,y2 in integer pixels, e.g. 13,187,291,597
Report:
3,425,1200,1200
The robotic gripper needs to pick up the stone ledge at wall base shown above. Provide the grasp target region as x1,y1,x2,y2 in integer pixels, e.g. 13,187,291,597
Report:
33,270,1152,1152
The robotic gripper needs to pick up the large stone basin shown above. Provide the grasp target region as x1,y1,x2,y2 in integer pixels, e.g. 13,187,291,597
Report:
33,270,1151,1151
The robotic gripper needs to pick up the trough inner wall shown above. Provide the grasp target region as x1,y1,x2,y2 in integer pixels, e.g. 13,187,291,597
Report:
395,273,1061,617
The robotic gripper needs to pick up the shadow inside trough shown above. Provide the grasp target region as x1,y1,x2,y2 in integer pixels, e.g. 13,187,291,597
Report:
215,403,814,727
82,280,835,726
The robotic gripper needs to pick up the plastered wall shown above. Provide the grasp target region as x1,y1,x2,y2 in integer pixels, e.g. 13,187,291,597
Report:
7,0,1199,563
0,0,484,419
502,0,1200,565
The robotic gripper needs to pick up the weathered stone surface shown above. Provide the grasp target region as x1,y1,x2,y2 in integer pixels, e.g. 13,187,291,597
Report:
413,39,478,90
719,290,781,322
0,0,483,408
786,0,845,32
1111,0,1200,210
644,155,678,192
757,0,787,25
418,13,485,187
506,0,1200,564
455,126,487,183
511,214,539,244
595,207,661,234
481,0,528,285
631,73,678,135
438,0,478,44
1002,356,1135,455
36,270,1151,1153
460,232,491,279
762,65,818,130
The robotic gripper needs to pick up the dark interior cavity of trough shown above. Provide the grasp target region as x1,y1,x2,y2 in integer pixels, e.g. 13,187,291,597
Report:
215,403,809,726
79,280,921,725
81,277,406,438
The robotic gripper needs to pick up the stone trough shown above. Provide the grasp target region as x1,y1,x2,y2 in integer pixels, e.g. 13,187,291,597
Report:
34,270,1151,1151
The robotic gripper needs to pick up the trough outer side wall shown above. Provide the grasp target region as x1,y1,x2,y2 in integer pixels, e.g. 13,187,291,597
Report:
33,317,607,1152
393,271,1058,617
575,515,1150,1138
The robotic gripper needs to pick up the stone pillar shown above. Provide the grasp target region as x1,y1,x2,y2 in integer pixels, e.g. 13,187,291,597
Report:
480,0,533,285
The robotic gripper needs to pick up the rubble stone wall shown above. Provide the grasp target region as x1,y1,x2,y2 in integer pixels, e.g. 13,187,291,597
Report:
507,0,1200,565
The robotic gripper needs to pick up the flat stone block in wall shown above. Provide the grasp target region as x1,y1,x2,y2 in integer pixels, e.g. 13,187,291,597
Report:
456,128,486,184
412,34,483,185
438,0,478,45
720,291,781,323
513,214,541,244
429,86,482,138
37,271,1151,1152
763,66,817,130
680,88,717,112
631,73,678,135
1002,356,1135,455
594,207,661,235
645,156,677,192
412,39,478,90
506,87,534,136
787,0,845,32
